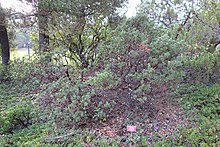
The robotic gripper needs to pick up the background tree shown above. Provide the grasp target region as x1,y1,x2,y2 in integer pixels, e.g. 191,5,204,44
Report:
0,4,10,65
19,0,127,67
18,0,49,52
138,0,220,50
138,0,195,28
43,0,128,68
188,0,220,49
38,0,49,52
16,29,31,48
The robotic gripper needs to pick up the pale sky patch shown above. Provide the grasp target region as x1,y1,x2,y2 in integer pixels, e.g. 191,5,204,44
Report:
126,0,141,17
0,0,141,17
0,0,32,13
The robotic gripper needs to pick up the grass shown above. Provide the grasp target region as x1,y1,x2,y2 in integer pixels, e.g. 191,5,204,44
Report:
11,48,34,60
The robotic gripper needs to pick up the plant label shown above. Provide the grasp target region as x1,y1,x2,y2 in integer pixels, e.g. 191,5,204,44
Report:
127,126,136,132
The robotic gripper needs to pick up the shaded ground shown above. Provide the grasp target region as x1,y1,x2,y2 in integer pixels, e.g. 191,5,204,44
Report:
29,64,190,145
84,93,188,143
39,79,189,145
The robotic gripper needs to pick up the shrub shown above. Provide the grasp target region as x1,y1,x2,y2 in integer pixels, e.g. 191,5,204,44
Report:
97,15,187,100
86,70,119,89
0,97,36,134
0,123,52,146
7,54,71,94
0,65,10,82
184,49,220,84
174,84,220,145
38,76,94,127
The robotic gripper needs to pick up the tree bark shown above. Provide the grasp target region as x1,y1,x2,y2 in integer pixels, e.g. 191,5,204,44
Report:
38,15,49,51
0,9,10,65
38,0,49,52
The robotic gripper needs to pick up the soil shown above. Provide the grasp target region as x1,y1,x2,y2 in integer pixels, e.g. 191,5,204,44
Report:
38,68,190,145
77,87,189,144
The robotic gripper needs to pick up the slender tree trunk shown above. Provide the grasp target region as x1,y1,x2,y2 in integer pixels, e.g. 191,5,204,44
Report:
0,8,10,65
0,25,10,65
38,15,49,51
38,0,49,52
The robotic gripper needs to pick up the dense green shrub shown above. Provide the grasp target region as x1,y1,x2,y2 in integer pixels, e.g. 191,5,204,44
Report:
0,123,52,146
86,70,119,89
0,97,36,134
173,84,220,146
184,49,220,84
0,65,10,82
97,15,187,100
11,58,60,83
38,76,94,126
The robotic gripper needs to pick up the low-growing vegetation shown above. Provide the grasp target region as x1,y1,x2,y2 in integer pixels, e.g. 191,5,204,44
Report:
0,0,220,146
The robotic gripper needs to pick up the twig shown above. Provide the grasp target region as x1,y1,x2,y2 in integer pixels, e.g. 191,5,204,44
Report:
44,132,75,142
175,10,192,39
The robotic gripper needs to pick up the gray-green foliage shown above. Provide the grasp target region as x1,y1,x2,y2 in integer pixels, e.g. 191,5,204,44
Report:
34,0,128,68
184,49,220,84
97,14,187,100
138,0,220,48
9,54,68,87
87,70,119,89
0,97,37,134
39,77,94,126
138,0,195,27
137,0,220,85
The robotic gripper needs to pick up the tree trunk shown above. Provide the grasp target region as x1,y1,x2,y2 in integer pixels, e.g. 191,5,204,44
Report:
38,0,49,52
38,15,49,51
0,8,10,65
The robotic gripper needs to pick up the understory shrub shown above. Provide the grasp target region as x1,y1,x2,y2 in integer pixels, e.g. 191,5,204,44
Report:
38,75,99,127
97,15,187,101
7,53,71,93
0,65,10,82
0,123,52,146
11,59,62,83
184,49,220,84
86,70,119,89
173,84,220,146
0,97,37,134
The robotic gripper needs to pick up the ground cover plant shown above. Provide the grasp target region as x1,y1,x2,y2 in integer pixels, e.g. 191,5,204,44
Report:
167,84,220,146
1,0,220,146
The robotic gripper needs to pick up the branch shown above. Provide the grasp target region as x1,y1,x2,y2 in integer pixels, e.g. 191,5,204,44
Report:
8,12,38,17
193,12,219,30
175,10,192,39
44,132,75,142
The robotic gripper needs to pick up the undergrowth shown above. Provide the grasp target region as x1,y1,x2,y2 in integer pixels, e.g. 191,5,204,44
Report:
1,69,220,146
0,14,220,146
171,84,220,146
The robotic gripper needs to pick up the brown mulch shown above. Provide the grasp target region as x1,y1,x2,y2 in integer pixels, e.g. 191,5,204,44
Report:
76,88,189,144
37,69,190,144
